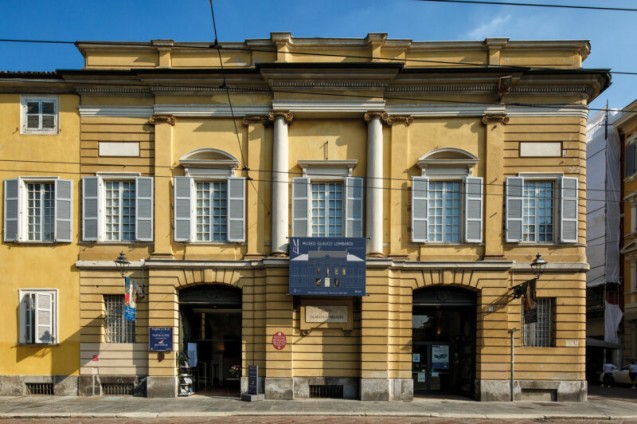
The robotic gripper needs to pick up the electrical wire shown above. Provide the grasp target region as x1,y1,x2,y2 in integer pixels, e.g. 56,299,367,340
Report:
416,0,637,12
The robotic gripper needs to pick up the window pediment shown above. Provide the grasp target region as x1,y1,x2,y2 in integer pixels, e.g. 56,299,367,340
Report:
417,148,478,177
179,148,240,178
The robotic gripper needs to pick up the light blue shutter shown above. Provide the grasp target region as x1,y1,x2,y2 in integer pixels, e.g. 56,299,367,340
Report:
345,177,363,237
506,177,524,243
82,177,100,242
464,177,483,243
135,177,153,242
4,179,20,242
412,177,428,242
560,176,578,243
227,177,246,242
292,177,310,237
55,179,73,242
174,177,192,242
35,292,54,344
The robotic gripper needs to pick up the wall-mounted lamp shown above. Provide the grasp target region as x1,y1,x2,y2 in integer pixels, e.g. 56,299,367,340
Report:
114,251,130,277
530,253,547,280
512,253,546,299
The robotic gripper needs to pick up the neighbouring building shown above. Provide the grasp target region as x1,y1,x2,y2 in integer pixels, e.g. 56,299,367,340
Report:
616,100,637,366
0,34,609,401
585,109,623,380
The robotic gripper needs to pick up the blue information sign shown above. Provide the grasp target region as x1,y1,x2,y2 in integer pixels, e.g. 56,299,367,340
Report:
149,327,173,352
289,237,366,296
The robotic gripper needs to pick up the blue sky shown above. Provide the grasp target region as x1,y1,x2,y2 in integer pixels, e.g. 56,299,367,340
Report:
1,0,635,112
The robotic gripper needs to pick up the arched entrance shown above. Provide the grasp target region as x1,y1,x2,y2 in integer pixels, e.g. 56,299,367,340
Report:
412,286,476,398
179,284,242,396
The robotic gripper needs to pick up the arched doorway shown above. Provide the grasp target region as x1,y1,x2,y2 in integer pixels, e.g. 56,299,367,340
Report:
412,286,476,398
179,284,242,396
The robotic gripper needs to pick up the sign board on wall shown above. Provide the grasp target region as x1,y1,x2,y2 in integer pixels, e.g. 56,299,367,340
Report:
289,237,366,296
149,327,173,352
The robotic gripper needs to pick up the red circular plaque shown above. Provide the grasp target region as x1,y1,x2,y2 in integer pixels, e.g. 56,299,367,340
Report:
272,331,287,350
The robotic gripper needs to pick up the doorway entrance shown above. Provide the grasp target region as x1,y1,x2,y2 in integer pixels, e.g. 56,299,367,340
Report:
412,286,476,397
179,285,242,397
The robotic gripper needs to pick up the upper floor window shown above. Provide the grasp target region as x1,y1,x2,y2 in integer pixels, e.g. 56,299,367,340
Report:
174,148,245,243
292,160,362,238
411,149,482,244
82,175,153,242
19,289,58,345
506,175,577,244
20,96,58,134
626,134,637,178
3,177,72,243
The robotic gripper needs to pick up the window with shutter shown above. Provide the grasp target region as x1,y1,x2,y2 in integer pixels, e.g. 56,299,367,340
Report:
293,160,362,238
173,148,246,243
3,177,73,243
19,289,58,345
81,175,153,242
411,149,482,244
20,96,58,134
505,175,578,244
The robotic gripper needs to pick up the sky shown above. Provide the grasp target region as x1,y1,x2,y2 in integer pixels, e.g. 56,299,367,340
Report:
1,0,635,113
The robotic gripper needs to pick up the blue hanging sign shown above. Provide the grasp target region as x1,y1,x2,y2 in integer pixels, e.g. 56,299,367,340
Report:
289,237,366,296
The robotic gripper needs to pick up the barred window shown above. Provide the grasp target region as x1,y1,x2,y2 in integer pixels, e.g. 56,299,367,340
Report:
522,298,554,347
104,295,135,343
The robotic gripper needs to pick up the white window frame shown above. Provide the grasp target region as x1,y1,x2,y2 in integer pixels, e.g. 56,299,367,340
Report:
506,173,578,244
19,289,58,345
104,295,135,343
82,173,153,243
292,160,363,238
4,177,73,243
20,96,59,135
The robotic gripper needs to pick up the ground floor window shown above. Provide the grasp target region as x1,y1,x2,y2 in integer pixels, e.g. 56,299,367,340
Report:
19,289,57,344
104,295,135,343
522,297,554,347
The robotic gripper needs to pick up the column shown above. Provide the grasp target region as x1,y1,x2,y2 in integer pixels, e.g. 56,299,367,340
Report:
149,114,175,258
269,111,293,255
364,112,384,257
482,113,509,258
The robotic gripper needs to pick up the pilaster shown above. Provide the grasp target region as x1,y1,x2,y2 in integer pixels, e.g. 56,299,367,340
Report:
482,113,508,259
148,114,175,258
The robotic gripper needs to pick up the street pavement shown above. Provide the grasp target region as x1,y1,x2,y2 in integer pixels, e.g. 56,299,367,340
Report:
0,383,635,421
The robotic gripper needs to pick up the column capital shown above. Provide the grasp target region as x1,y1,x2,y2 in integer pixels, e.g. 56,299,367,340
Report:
364,112,413,126
268,111,294,124
481,113,509,126
148,114,176,126
242,115,271,127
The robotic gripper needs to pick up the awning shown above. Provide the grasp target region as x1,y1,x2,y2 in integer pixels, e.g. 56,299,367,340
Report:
586,337,622,349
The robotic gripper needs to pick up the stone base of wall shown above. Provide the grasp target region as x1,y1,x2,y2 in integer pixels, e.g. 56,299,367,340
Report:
476,380,587,402
146,376,177,398
264,377,293,400
78,375,147,397
0,375,78,396
293,377,359,399
360,378,413,401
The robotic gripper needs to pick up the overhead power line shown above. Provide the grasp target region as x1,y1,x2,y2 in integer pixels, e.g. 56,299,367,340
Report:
416,0,637,12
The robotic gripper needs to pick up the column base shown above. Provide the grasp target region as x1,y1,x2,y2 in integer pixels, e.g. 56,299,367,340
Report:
475,380,587,402
264,377,294,399
360,378,413,401
146,376,177,398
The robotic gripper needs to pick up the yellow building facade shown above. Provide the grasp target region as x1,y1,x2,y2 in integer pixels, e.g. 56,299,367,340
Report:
0,34,608,401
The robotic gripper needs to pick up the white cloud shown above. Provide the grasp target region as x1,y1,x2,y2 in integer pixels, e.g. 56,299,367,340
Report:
466,14,512,40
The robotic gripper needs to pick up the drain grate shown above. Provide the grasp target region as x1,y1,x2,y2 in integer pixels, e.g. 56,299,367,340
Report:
309,385,343,399
102,383,134,396
26,383,54,395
